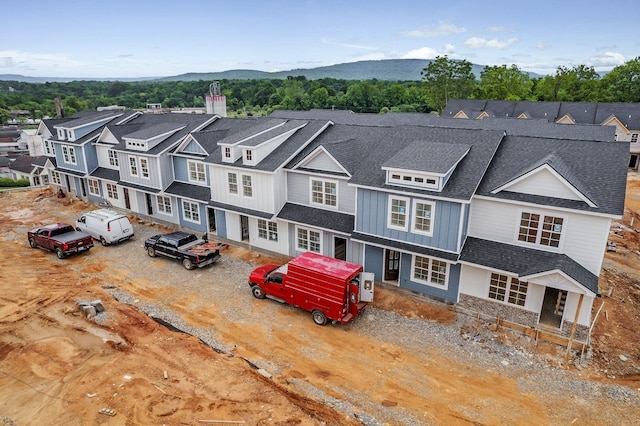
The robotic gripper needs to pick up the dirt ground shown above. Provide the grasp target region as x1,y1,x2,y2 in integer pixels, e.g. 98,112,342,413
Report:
1,175,640,425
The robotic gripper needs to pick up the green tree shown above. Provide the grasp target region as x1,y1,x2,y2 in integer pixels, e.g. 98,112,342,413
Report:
475,64,533,100
534,65,602,101
601,57,640,102
421,55,476,112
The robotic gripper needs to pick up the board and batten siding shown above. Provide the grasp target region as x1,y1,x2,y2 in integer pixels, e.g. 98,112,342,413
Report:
210,167,278,214
286,172,355,213
117,153,163,189
506,168,585,201
248,217,289,255
356,188,461,252
399,253,460,303
173,157,210,186
468,198,611,275
96,145,118,170
54,143,87,173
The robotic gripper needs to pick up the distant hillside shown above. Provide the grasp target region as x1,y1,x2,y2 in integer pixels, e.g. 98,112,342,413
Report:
0,59,543,83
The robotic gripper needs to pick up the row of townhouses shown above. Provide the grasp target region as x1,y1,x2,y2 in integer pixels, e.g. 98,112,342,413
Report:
444,99,640,170
29,105,629,344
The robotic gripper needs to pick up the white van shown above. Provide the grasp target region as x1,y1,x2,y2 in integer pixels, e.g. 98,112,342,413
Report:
76,209,134,246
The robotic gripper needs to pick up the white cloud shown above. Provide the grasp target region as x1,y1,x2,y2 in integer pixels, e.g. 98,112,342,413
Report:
488,26,506,33
0,50,86,74
464,37,518,49
401,21,466,38
536,43,551,50
586,51,626,67
401,44,457,60
320,38,377,51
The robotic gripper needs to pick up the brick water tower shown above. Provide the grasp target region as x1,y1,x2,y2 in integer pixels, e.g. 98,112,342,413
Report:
205,81,227,117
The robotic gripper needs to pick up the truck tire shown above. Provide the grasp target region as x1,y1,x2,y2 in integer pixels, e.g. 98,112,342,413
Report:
251,285,265,299
55,248,65,259
147,247,156,257
29,238,37,248
100,236,108,246
312,309,327,326
182,258,194,270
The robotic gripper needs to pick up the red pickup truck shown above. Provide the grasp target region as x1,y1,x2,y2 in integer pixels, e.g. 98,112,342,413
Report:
28,223,94,259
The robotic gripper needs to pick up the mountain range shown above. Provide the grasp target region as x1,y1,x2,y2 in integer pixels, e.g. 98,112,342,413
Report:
0,59,543,83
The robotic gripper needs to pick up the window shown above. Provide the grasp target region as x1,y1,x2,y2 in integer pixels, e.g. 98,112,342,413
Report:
632,133,638,143
412,256,448,287
311,179,337,207
188,161,206,183
297,227,321,253
518,212,564,248
242,175,252,197
108,150,118,167
140,158,149,178
388,171,438,189
224,147,231,158
44,140,55,156
228,172,238,194
106,183,118,199
258,219,278,242
62,146,76,164
88,179,100,196
489,273,528,307
183,201,200,223
51,171,61,185
129,156,138,176
388,196,409,230
412,201,434,235
157,196,172,214
245,149,253,161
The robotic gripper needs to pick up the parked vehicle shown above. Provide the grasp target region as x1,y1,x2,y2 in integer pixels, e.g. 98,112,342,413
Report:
144,231,221,270
75,209,134,246
248,251,375,325
27,223,94,259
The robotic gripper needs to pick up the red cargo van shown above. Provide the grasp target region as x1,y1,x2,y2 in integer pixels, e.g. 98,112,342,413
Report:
248,251,375,325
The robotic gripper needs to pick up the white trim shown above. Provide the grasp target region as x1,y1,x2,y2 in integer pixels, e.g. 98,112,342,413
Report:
292,145,352,177
156,195,173,216
411,199,435,237
514,208,567,252
295,225,322,253
387,195,410,231
182,200,201,224
187,159,207,184
309,177,339,210
410,254,449,290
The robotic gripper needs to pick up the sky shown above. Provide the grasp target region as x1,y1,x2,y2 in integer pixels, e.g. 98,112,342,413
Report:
1,0,638,79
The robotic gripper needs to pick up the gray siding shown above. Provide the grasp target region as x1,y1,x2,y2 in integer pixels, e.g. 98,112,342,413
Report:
356,188,462,252
55,143,86,173
177,199,207,233
287,172,355,213
364,245,385,282
173,157,210,186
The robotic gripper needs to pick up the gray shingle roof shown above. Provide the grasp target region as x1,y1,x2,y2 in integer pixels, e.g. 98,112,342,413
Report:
383,141,470,175
351,232,459,261
165,181,211,202
90,167,120,182
207,200,272,219
276,203,354,234
460,237,599,294
476,135,628,215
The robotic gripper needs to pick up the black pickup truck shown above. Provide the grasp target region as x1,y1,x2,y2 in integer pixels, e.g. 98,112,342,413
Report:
144,231,221,270
27,223,94,259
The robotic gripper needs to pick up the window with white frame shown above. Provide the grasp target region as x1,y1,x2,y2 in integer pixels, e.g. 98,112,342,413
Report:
412,255,448,287
188,160,206,183
311,179,337,207
297,227,321,253
44,140,55,155
631,133,638,143
88,179,100,196
518,212,564,248
108,150,118,167
387,196,409,231
488,273,528,307
228,172,238,194
245,149,253,161
62,146,77,164
242,175,252,197
157,195,172,214
106,183,118,199
258,219,278,242
412,200,434,235
129,156,138,176
182,201,200,223
224,147,231,159
140,158,149,178
51,171,61,185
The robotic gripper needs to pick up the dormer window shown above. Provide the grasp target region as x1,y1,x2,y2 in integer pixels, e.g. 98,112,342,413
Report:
632,133,638,143
245,149,253,161
57,129,66,140
224,147,231,158
388,171,439,190
67,130,75,141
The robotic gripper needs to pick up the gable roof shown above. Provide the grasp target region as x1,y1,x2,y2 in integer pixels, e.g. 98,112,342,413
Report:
382,141,470,175
475,135,628,215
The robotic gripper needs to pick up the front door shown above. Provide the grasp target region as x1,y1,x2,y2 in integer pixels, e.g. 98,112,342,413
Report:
384,249,400,282
334,237,347,261
146,193,153,215
539,287,567,328
240,215,249,241
124,188,130,209
208,207,217,233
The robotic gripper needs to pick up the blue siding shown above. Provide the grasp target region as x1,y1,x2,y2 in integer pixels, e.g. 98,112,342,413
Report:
364,245,385,282
216,210,227,239
183,140,206,154
174,157,188,181
177,199,207,233
85,146,98,172
54,143,87,173
356,188,462,252
399,254,460,303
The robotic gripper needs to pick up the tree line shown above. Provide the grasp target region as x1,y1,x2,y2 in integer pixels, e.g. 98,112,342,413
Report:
1,56,639,124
